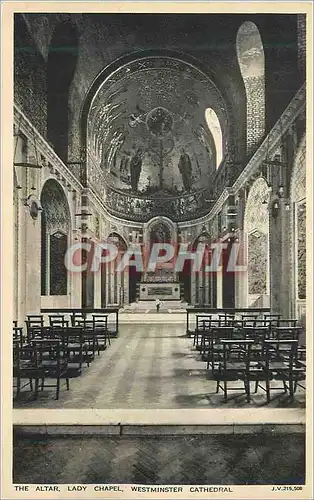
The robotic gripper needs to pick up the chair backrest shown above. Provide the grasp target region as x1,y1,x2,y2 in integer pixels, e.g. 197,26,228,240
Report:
92,315,108,327
32,339,63,367
241,314,258,321
220,339,254,367
49,315,69,327
278,319,298,328
196,315,212,330
13,327,24,348
241,326,270,342
26,315,44,325
263,339,298,368
272,327,302,342
76,318,94,330
264,314,281,320
211,327,233,343
25,321,45,341
71,312,87,325
198,319,212,331
218,314,235,326
13,342,38,370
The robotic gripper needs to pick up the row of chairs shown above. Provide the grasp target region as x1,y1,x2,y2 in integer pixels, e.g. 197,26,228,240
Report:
193,315,300,349
17,313,111,331
13,314,113,401
208,339,305,403
191,316,306,403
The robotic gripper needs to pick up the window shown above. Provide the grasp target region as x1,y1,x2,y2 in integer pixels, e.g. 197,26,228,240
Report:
41,179,70,295
236,21,265,155
205,108,223,168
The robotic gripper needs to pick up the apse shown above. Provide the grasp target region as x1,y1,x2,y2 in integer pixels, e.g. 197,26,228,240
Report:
86,54,228,222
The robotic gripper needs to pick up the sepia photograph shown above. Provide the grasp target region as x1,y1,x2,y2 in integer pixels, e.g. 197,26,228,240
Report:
1,1,312,498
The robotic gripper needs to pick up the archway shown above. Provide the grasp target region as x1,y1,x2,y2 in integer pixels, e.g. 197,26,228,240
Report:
40,179,71,296
243,177,270,308
290,136,306,320
105,232,128,306
191,232,211,306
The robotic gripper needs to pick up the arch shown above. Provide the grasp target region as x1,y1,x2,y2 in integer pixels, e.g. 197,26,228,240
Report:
80,49,231,222
243,177,270,307
191,232,211,306
290,136,306,317
236,21,265,155
107,232,128,250
205,108,223,168
40,179,71,296
106,232,128,306
47,22,78,162
145,216,176,245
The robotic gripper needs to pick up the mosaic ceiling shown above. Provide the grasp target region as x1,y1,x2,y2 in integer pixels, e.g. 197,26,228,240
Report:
86,56,228,221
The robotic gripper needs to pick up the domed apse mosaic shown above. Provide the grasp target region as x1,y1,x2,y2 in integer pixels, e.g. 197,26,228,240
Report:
87,56,228,221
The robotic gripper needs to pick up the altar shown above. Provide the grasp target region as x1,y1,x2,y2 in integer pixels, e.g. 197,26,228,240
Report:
139,282,181,301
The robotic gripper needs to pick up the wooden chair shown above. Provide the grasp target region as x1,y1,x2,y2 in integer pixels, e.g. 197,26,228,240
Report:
32,339,70,400
205,327,233,370
75,319,98,358
58,326,92,373
255,339,299,401
13,343,45,399
93,314,111,348
194,317,212,349
212,339,255,402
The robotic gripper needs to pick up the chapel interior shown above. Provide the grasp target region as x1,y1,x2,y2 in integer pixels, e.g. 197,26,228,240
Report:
12,12,307,411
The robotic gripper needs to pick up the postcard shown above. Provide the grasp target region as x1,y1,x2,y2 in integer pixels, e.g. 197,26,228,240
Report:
1,1,313,499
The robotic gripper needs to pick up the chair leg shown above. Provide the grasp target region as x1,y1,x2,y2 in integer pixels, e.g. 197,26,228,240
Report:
266,377,270,402
254,379,259,393
56,377,60,400
66,377,70,391
34,378,39,400
223,380,227,401
288,377,294,398
245,381,251,403
29,378,33,392
216,380,220,393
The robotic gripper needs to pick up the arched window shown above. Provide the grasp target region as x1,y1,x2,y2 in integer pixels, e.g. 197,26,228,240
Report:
244,178,270,307
47,23,78,162
41,180,70,296
205,108,223,168
236,21,265,155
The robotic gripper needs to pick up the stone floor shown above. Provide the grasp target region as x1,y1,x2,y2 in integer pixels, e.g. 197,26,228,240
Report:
13,433,305,485
13,322,306,409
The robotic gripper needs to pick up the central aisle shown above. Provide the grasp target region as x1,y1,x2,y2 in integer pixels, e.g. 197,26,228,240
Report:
14,322,305,409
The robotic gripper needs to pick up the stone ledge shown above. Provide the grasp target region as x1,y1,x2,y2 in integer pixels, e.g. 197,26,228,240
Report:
14,423,305,437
